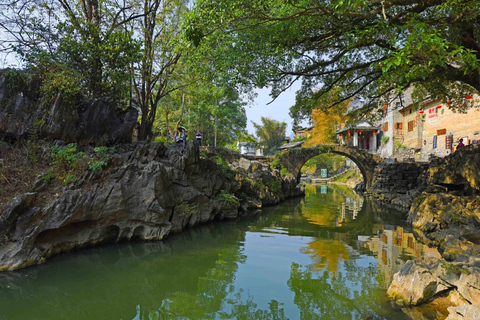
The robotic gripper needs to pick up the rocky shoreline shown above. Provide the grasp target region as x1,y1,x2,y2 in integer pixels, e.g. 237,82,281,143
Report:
2,135,480,319
0,142,303,271
367,145,480,319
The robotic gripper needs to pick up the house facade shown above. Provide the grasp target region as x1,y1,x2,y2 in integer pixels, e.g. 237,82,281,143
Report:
335,98,381,154
381,90,480,161
237,141,256,156
336,122,380,153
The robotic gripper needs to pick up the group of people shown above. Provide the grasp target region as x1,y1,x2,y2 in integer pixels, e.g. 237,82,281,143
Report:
175,127,203,146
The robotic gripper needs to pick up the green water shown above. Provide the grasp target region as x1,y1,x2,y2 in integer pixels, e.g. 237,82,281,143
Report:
0,185,435,320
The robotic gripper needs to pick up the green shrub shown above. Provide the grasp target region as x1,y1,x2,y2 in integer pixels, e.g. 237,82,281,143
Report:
50,143,86,171
393,140,407,150
88,146,115,172
213,190,239,206
270,156,281,170
214,156,236,179
267,180,282,193
2,68,28,96
49,143,86,184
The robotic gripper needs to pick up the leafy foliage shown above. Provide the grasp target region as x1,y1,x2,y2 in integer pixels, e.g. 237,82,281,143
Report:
213,190,240,206
252,117,286,155
50,143,86,184
88,146,115,172
187,0,480,124
155,82,248,147
1,69,28,97
304,89,350,146
214,156,237,179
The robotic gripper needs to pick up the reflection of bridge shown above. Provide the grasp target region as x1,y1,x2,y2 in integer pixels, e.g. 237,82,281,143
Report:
260,144,383,189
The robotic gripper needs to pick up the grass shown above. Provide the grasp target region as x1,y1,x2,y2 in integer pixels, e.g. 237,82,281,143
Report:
331,167,362,183
0,141,51,210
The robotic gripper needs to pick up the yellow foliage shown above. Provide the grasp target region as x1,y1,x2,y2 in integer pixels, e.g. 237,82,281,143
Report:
304,98,350,147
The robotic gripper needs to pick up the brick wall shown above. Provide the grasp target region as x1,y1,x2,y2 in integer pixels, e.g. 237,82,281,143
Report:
369,162,428,195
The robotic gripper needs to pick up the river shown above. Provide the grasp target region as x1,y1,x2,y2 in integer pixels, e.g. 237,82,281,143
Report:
0,184,441,320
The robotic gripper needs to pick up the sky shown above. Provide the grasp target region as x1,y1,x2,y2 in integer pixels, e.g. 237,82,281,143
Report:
245,82,306,138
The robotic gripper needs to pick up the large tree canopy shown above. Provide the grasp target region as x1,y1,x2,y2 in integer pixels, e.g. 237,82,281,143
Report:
187,0,480,123
0,0,250,141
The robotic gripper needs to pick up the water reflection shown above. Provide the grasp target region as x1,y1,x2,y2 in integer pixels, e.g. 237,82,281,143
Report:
365,226,442,288
0,185,436,320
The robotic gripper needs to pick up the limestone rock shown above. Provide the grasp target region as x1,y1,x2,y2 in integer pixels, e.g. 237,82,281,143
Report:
454,270,480,304
446,303,480,320
0,142,302,271
388,259,452,306
426,146,480,193
0,72,137,144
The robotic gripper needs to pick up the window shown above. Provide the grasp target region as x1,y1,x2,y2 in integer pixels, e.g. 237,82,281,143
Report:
408,120,414,132
383,122,389,131
395,122,403,129
437,128,447,135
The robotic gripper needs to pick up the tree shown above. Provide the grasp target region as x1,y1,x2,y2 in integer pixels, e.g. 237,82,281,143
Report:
303,89,350,147
154,81,248,147
1,0,141,101
130,0,189,140
252,117,286,155
0,0,201,141
187,0,480,124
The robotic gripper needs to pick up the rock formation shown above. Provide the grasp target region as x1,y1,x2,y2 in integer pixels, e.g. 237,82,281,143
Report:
385,145,480,318
0,142,303,271
0,70,137,145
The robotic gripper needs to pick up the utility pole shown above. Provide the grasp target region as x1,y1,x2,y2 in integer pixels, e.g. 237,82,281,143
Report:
214,99,217,147
214,113,217,147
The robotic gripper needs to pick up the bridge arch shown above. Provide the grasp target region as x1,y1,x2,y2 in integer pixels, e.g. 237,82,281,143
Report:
275,145,383,189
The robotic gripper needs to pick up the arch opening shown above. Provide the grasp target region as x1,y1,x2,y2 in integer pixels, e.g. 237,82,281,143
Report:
298,153,367,188
277,145,381,190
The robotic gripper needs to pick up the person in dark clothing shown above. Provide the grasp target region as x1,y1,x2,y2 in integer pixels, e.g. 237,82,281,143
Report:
176,127,187,148
195,129,202,146
456,138,465,150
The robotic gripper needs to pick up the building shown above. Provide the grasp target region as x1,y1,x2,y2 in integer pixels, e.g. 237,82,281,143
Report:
335,98,381,153
381,89,480,161
336,122,380,153
293,126,313,139
237,141,256,156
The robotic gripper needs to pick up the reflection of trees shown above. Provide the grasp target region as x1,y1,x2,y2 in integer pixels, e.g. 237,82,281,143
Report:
0,186,413,320
300,240,350,274
287,263,403,320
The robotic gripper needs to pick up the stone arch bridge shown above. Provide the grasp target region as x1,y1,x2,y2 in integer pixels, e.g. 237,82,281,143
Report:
267,144,383,189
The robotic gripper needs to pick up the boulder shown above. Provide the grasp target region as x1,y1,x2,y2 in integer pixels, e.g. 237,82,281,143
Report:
387,259,452,306
0,72,137,145
446,303,480,320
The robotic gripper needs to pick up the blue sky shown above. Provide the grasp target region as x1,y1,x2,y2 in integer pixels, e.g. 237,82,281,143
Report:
246,82,306,138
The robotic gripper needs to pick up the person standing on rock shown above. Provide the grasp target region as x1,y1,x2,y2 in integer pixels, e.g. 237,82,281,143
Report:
195,129,202,146
456,138,465,151
176,126,187,149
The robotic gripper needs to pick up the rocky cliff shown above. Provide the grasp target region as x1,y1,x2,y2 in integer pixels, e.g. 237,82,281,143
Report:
0,70,137,145
385,145,480,319
0,142,303,271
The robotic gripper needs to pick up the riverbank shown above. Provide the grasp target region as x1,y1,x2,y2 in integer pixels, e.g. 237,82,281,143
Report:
371,145,480,319
0,141,303,271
